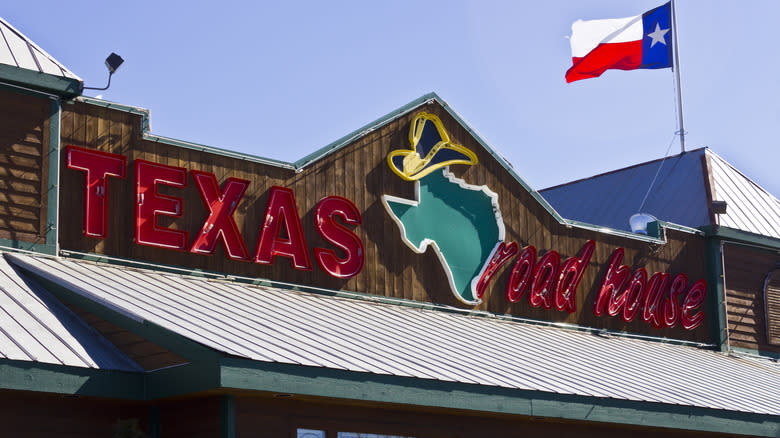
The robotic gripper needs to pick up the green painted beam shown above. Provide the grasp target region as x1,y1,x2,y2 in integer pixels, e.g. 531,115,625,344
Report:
704,238,727,349
145,361,221,400
46,99,60,250
0,65,81,98
700,225,780,252
0,359,143,399
148,406,160,438
0,238,55,255
221,395,236,438
219,357,779,437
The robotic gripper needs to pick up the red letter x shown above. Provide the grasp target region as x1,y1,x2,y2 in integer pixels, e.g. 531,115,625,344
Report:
190,170,250,261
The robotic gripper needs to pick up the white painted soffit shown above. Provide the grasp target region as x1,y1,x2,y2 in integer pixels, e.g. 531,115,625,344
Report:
7,252,780,417
0,17,81,80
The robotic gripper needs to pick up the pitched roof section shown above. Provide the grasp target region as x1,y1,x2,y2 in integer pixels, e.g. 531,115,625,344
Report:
0,17,80,80
540,148,780,239
0,253,140,371
540,148,710,233
0,17,82,97
7,252,780,417
707,150,780,239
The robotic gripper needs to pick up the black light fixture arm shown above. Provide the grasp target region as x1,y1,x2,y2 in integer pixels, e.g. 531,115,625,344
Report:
82,52,124,92
83,72,114,91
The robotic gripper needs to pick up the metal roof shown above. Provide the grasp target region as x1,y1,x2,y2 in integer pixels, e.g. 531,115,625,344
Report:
540,148,711,233
7,252,780,417
0,253,140,371
540,148,780,239
708,150,780,239
0,17,80,81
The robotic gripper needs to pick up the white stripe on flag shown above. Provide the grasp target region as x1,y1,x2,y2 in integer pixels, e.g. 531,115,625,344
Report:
569,15,643,57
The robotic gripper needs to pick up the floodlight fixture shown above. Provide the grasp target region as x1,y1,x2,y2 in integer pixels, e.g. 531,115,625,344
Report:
83,52,124,91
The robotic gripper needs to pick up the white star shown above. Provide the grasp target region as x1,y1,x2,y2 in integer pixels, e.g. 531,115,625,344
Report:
647,23,670,48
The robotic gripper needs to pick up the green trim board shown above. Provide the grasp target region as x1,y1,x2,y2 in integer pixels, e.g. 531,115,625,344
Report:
46,99,60,250
0,239,55,256
145,361,220,400
221,395,236,438
0,65,81,98
218,357,779,437
700,225,780,252
705,238,727,349
0,358,144,399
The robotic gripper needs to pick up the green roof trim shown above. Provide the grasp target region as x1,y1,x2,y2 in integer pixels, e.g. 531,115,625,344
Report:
292,92,438,168
218,357,779,437
0,358,144,399
0,64,81,98
700,225,780,252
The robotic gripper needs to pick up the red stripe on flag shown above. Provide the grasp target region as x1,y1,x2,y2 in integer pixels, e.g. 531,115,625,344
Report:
565,40,643,83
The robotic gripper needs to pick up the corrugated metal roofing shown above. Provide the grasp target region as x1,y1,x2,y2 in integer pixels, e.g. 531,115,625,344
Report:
7,252,780,416
540,148,710,233
540,148,780,238
0,253,140,371
0,17,80,80
708,150,780,239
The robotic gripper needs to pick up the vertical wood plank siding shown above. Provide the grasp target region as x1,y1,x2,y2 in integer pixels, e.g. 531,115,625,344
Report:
0,89,50,243
723,244,780,353
58,101,710,342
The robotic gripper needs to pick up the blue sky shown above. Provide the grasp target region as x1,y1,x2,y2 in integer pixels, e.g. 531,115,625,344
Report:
6,1,779,199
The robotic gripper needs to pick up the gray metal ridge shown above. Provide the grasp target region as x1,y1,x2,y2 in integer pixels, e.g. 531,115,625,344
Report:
7,251,780,418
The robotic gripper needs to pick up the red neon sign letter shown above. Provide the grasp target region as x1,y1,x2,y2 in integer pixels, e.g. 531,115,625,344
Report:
135,160,188,250
529,250,560,309
313,196,364,279
506,245,536,303
66,145,126,238
254,186,312,270
681,279,707,330
554,240,595,313
475,241,518,300
593,248,630,317
189,170,250,261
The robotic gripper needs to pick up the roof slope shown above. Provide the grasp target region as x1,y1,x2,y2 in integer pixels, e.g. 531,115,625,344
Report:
8,252,780,417
540,148,780,238
540,148,710,232
708,150,780,238
0,17,80,80
0,253,140,371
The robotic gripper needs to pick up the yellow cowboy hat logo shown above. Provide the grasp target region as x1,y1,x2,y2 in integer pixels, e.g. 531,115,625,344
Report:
387,112,478,181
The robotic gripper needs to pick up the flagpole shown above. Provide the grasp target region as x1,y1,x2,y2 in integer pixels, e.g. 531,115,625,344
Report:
671,0,686,152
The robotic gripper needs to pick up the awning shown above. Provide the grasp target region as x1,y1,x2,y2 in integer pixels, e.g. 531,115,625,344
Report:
5,252,780,435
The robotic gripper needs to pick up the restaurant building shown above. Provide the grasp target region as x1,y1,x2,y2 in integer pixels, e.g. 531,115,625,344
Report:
0,17,777,437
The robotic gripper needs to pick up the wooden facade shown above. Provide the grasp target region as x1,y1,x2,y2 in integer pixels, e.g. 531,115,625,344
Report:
0,81,777,437
723,243,780,353
57,99,710,342
0,89,51,244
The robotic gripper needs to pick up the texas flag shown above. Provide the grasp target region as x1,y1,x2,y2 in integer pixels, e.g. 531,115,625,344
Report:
565,2,672,83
